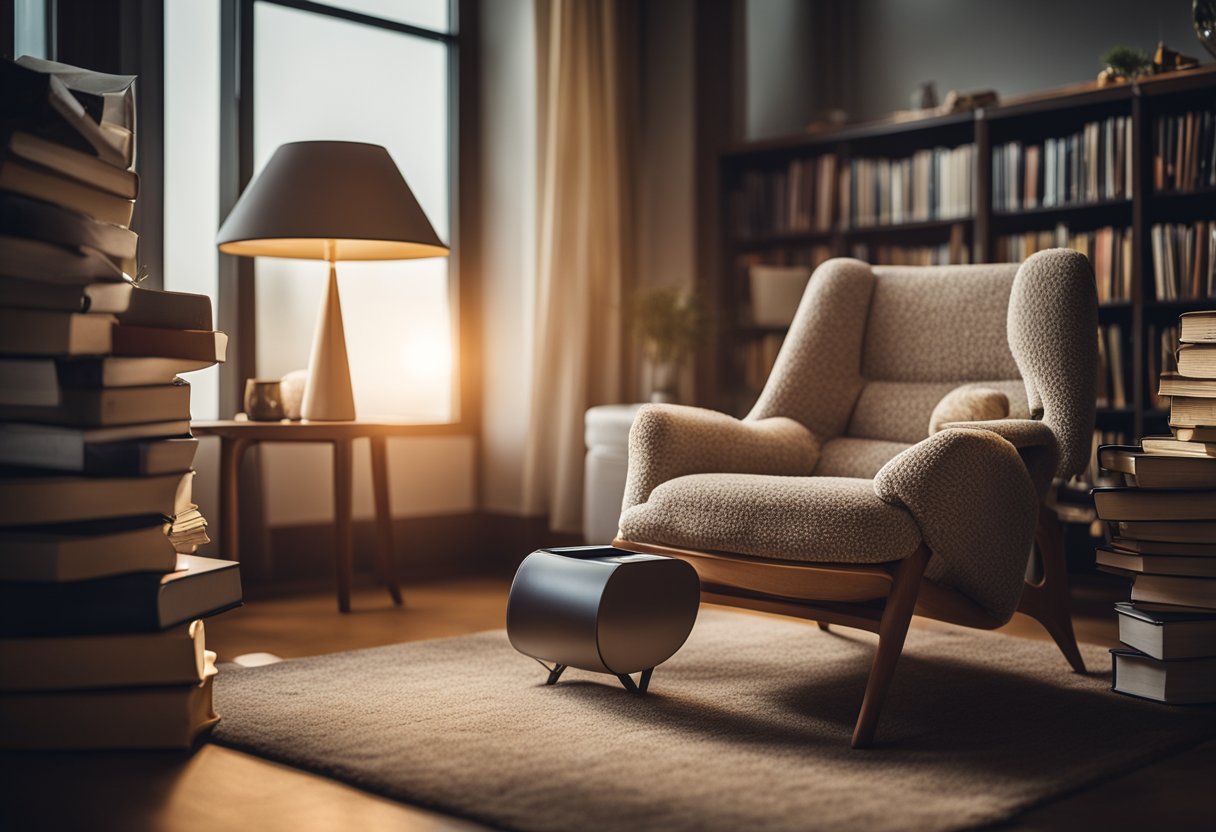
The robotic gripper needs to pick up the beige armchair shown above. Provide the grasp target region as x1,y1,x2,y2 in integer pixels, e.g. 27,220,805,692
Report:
614,249,1098,748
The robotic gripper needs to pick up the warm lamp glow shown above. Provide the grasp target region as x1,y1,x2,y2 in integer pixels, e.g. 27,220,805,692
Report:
216,141,449,421
401,330,451,382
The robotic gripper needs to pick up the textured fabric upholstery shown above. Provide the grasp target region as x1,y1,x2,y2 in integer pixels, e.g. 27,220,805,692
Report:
619,251,1098,621
747,258,873,438
928,386,1010,435
862,264,1023,382
619,474,922,564
622,404,820,509
1006,249,1098,477
815,438,911,479
873,428,1041,619
939,418,1060,498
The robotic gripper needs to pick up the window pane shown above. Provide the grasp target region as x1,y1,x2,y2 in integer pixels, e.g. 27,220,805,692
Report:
164,0,221,419
318,0,450,33
253,1,452,422
14,0,48,58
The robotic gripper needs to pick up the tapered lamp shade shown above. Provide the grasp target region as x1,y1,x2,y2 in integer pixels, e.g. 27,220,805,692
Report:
216,141,448,421
216,141,448,260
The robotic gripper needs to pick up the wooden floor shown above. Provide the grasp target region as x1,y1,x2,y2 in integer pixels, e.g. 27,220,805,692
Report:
2,573,1213,831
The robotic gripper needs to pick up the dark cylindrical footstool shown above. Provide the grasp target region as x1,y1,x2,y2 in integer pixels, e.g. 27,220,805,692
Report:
506,546,701,693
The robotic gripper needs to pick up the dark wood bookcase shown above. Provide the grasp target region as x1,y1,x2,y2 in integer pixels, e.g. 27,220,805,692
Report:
701,65,1216,470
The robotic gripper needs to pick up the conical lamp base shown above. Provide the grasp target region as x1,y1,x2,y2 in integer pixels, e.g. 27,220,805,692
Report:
302,261,356,421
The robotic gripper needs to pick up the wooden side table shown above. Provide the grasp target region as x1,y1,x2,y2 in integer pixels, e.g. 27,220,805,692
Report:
192,419,443,612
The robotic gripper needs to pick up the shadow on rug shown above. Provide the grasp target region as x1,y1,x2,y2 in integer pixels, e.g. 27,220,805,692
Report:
211,610,1216,832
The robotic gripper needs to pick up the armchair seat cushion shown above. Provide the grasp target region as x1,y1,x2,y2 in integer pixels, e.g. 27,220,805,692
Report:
618,474,921,564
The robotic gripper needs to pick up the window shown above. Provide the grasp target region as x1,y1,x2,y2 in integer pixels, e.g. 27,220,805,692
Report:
164,0,222,419
163,0,457,422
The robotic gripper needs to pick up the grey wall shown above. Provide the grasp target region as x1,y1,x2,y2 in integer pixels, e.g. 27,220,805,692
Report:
745,0,817,138
851,0,1204,123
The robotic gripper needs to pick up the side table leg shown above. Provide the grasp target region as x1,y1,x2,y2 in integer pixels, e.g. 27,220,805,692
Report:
370,435,403,606
333,438,354,613
219,437,249,562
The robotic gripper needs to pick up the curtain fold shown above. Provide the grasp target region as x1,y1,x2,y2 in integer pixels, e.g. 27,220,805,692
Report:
522,0,636,532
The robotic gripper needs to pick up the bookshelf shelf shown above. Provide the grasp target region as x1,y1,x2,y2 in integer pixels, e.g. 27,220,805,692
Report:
990,199,1132,225
842,218,970,237
704,68,1215,546
733,230,835,250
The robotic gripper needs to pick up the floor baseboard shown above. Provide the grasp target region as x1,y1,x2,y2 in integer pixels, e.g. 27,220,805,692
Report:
240,512,584,589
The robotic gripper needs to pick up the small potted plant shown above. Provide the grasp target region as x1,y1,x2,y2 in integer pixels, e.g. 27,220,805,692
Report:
1098,46,1150,86
630,286,705,403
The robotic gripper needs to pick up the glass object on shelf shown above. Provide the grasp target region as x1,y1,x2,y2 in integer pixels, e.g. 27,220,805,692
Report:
1196,0,1216,59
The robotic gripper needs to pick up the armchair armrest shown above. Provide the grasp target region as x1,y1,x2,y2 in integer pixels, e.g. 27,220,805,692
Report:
622,404,820,511
873,427,1040,622
939,418,1059,497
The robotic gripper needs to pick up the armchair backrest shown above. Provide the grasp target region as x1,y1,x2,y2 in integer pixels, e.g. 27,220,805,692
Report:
748,249,1098,479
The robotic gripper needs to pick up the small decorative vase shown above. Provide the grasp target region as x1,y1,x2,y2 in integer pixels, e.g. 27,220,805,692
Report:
1196,0,1216,60
649,360,679,404
244,379,284,421
279,369,308,420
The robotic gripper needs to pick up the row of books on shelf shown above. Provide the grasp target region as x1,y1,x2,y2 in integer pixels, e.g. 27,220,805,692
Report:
1098,319,1212,413
730,154,838,236
0,56,238,751
1093,311,1216,704
839,144,975,228
1150,221,1215,301
848,237,970,266
729,108,1214,241
1096,323,1130,409
1153,109,1215,193
740,333,785,392
992,115,1133,212
994,225,1132,303
1147,323,1179,410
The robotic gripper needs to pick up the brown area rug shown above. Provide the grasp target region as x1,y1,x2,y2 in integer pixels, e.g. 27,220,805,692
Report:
210,610,1216,832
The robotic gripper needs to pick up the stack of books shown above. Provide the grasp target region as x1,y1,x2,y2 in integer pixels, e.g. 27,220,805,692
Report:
1093,310,1216,705
0,57,240,750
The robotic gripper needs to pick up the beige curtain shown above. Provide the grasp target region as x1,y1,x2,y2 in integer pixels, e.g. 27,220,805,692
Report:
522,0,636,532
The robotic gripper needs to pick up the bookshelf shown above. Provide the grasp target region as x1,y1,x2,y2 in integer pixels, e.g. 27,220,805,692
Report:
703,66,1216,465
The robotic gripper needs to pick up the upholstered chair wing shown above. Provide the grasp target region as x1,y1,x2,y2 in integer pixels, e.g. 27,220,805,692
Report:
616,249,1098,748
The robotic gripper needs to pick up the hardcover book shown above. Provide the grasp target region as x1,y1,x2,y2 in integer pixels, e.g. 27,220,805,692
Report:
1115,601,1216,661
0,469,194,527
1092,487,1216,521
0,669,218,750
1131,573,1216,611
1111,647,1216,704
0,554,242,635
0,422,193,473
0,235,127,284
0,515,177,581
0,619,211,691
0,193,138,264
0,381,190,427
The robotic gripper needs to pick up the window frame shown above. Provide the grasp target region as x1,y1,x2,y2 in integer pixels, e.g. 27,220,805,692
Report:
215,0,476,430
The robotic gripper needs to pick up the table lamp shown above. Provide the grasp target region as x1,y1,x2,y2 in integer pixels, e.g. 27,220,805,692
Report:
216,140,448,421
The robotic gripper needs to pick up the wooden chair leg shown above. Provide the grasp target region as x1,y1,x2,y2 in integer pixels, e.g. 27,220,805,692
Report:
851,544,931,749
817,622,830,631
1017,505,1086,673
